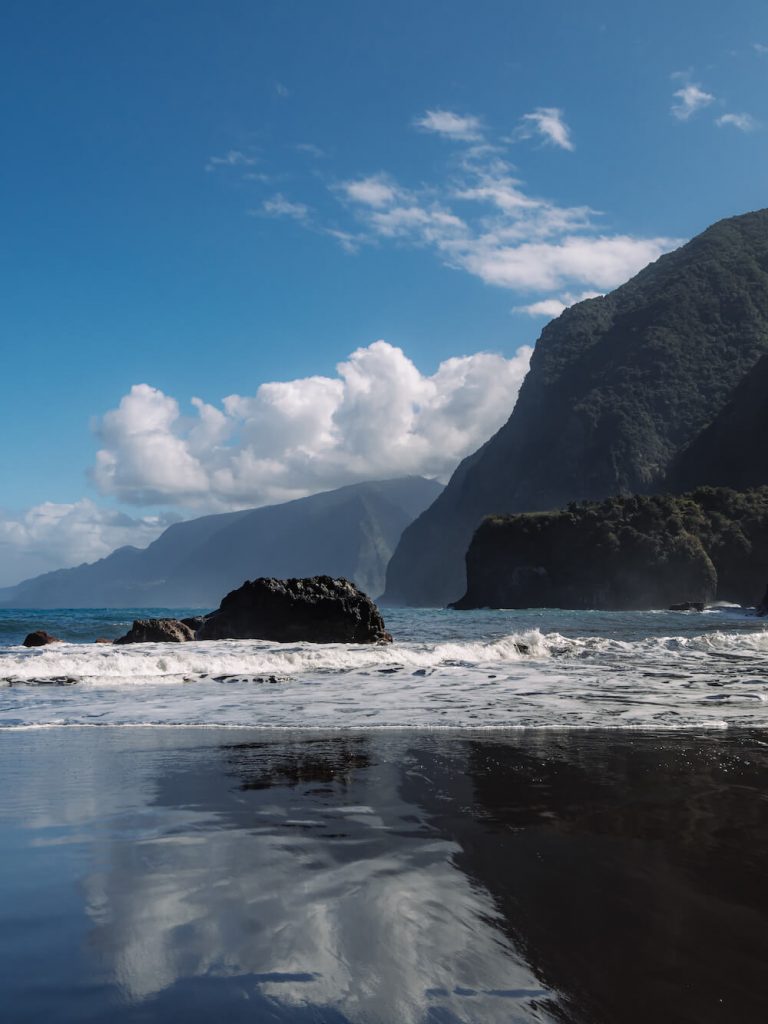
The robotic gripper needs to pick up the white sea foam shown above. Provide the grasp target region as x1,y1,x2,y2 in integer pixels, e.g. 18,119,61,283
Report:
0,632,543,685
1,620,768,730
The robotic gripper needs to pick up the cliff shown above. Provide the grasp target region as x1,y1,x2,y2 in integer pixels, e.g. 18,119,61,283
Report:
2,477,442,608
671,351,768,491
383,209,768,606
452,487,768,610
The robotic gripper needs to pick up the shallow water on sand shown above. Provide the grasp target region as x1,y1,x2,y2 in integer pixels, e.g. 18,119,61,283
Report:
1,727,767,1024
2,606,768,730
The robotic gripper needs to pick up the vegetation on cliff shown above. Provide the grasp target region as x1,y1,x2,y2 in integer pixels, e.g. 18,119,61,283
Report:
452,487,768,610
384,209,768,606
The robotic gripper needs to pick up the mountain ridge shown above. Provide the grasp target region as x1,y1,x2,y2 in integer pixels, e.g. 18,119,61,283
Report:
382,208,768,606
2,477,442,608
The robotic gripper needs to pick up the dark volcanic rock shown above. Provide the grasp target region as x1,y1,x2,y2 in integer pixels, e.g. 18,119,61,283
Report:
181,616,206,632
757,584,768,617
384,209,768,606
114,618,196,644
669,602,705,612
452,488,768,611
22,630,61,647
197,576,392,644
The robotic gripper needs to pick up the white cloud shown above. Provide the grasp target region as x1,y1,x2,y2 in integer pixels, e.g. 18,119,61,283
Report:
241,109,680,303
205,150,258,172
0,500,171,586
716,112,758,131
451,234,673,292
414,109,484,142
340,175,400,207
519,107,574,150
90,341,533,507
671,83,715,120
753,43,768,55
274,81,290,97
295,142,326,158
260,193,310,220
515,290,601,318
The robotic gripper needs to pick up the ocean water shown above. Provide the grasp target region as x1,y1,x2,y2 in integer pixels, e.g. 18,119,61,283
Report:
3,611,768,1023
2,604,768,730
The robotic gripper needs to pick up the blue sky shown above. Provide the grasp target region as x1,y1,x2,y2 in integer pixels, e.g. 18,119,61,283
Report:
1,0,767,583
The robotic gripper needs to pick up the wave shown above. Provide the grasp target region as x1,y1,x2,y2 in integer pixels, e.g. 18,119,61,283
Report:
0,631,548,685
2,626,768,686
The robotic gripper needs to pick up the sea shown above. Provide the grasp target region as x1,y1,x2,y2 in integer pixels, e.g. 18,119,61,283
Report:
1,603,767,730
3,606,768,1023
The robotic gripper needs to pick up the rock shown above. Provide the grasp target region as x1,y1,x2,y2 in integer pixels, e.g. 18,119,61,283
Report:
669,602,705,612
22,630,61,647
94,637,114,644
181,616,206,633
114,618,196,644
197,576,392,644
757,584,768,617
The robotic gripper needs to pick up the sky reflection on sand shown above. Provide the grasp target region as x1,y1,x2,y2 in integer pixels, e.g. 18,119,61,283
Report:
2,728,768,1023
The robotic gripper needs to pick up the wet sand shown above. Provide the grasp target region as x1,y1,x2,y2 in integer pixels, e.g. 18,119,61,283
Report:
1,727,767,1023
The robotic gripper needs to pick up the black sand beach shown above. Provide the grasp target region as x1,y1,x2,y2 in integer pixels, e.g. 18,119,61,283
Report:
1,727,767,1023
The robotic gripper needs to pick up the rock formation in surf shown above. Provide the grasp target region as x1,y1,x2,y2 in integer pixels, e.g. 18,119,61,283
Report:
114,618,196,644
383,209,768,606
197,576,392,644
22,630,61,647
452,487,768,610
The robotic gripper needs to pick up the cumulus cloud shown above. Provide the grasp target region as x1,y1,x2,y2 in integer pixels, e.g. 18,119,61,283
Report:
0,500,170,586
519,107,574,150
671,83,714,120
716,112,758,131
90,341,533,507
414,109,484,141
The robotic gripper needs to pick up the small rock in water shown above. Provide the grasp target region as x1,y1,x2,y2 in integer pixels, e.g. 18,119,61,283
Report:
94,637,114,645
669,602,705,612
22,631,61,647
23,676,77,686
213,674,288,684
114,618,195,644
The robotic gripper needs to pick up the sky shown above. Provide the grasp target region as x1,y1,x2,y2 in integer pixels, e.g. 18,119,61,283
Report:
1,0,767,585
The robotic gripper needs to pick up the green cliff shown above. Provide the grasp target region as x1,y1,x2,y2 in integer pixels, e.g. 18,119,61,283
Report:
452,488,768,610
383,209,768,606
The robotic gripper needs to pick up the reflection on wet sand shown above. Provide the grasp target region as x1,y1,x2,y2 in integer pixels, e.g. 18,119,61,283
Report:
1,728,767,1023
83,733,550,1022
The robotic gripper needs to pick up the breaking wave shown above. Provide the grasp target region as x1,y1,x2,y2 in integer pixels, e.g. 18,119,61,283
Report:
1,607,767,730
